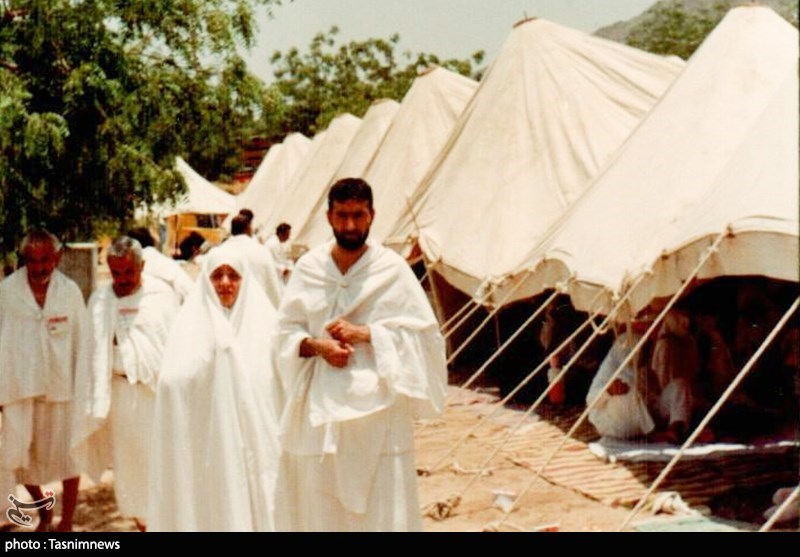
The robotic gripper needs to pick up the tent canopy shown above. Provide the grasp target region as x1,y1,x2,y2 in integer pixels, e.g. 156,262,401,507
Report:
262,113,362,236
230,132,311,234
385,17,684,303
293,99,400,250
366,66,478,245
168,156,235,216
511,7,798,316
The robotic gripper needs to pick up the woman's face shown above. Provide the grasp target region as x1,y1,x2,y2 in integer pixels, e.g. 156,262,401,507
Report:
210,264,242,308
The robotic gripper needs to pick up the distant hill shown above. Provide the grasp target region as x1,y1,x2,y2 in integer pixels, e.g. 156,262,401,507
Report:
595,0,798,43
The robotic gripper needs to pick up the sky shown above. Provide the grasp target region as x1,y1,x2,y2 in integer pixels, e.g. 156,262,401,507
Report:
242,0,658,84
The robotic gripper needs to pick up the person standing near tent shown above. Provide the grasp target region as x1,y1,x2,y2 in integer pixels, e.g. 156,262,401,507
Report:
127,227,194,303
222,213,283,308
148,248,281,531
265,223,294,284
74,236,178,531
274,178,447,532
0,229,90,532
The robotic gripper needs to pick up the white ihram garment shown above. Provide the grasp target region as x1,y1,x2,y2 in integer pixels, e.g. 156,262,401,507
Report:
275,241,447,531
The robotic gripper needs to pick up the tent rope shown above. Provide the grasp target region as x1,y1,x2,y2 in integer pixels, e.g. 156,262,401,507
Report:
419,282,635,520
418,290,605,478
491,233,725,530
619,295,800,531
442,298,479,334
443,294,487,341
759,485,799,532
446,271,532,365
460,289,559,390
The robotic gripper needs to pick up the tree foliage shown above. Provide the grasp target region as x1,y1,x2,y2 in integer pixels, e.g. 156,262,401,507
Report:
262,27,484,137
625,0,798,60
0,0,279,255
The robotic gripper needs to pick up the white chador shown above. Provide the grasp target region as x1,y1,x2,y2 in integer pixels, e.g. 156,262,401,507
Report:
587,333,655,439
148,249,281,532
74,277,178,520
0,269,89,486
141,246,194,303
221,234,283,308
275,241,447,532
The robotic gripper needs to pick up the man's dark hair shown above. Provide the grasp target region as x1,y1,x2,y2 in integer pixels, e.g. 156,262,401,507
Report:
231,214,250,236
327,177,373,211
178,232,205,260
276,223,291,236
127,227,155,249
238,208,254,223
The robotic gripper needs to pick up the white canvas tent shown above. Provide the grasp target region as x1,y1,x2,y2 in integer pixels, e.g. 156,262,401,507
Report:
169,156,235,216
510,6,798,316
262,113,361,242
293,99,400,250
384,17,684,303
228,132,311,235
366,66,478,245
161,157,236,253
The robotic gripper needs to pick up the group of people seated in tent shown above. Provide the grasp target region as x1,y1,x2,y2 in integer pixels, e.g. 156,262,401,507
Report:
563,278,799,445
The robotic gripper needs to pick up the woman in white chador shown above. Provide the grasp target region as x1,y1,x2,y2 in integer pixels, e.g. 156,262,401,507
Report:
147,249,281,531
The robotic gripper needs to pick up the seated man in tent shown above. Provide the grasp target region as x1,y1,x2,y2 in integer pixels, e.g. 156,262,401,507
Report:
586,326,655,440
587,309,709,444
648,309,704,443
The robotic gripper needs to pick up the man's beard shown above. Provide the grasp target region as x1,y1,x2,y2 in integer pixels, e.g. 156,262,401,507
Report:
333,229,369,251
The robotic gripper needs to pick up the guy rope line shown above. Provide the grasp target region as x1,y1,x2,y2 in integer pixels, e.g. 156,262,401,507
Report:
759,485,799,532
420,290,605,477
446,271,533,365
460,289,559,390
619,295,800,531
422,281,635,521
441,297,478,333
491,233,726,530
443,296,485,340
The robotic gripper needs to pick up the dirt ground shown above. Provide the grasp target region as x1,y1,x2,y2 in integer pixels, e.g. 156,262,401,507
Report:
1,398,631,533
5,384,793,533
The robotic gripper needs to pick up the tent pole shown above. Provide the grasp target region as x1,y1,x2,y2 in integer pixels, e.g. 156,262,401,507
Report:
490,232,726,531
619,295,800,531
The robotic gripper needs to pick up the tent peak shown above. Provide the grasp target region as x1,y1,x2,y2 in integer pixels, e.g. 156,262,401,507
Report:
513,16,538,29
417,64,440,77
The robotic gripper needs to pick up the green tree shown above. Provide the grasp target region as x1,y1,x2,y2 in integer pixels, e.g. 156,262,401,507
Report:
0,0,280,256
625,0,798,60
262,27,484,137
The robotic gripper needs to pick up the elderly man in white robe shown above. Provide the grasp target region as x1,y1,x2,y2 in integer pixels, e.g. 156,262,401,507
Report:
148,249,281,532
0,229,90,532
74,236,178,531
222,213,283,309
275,178,447,532
127,227,194,303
